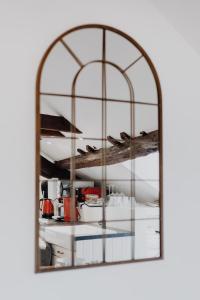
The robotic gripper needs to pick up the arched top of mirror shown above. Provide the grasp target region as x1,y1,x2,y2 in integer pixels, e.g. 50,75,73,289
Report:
39,24,160,105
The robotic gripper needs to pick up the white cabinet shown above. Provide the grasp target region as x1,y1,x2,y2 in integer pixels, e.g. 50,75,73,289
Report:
42,224,134,266
51,244,72,267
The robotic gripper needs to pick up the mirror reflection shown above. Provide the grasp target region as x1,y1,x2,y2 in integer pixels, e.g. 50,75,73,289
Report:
37,25,162,271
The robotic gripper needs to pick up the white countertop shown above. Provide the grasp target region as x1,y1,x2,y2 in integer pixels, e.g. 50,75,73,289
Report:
40,224,131,249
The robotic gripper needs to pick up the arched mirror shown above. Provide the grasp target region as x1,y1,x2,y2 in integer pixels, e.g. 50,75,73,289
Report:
36,24,163,272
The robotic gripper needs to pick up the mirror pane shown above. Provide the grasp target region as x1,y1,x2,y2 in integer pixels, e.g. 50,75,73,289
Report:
40,95,72,127
105,220,133,262
74,223,103,266
74,138,103,180
75,63,102,98
106,30,141,69
106,64,131,101
134,152,159,181
64,28,102,64
135,180,159,210
126,57,158,104
40,138,72,162
105,180,134,221
76,179,103,222
41,42,79,94
106,101,131,138
134,219,160,259
39,224,73,269
75,98,102,139
135,104,158,136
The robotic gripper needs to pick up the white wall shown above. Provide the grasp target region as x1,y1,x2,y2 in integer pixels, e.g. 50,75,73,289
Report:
1,0,200,299
151,0,200,54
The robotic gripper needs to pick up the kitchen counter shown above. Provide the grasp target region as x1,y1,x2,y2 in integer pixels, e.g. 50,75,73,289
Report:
39,202,160,266
40,223,134,265
40,223,132,249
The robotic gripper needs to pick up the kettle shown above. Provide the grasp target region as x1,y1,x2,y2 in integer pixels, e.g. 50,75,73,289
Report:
40,181,54,219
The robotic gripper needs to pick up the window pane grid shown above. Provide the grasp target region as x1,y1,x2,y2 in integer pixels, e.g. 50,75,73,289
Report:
38,25,162,271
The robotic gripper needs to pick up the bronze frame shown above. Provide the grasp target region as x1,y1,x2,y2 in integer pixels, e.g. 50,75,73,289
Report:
35,24,163,273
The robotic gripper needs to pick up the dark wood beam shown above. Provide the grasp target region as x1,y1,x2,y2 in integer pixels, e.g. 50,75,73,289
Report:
77,148,87,155
55,130,159,170
140,131,148,136
40,114,82,134
120,132,131,141
41,156,71,179
107,135,123,147
86,145,97,153
41,129,65,137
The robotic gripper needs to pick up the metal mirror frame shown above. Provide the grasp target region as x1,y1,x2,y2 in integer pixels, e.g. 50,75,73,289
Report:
35,24,163,273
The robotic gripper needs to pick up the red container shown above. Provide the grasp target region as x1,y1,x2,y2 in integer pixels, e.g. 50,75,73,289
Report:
81,187,101,201
63,196,79,222
40,199,54,219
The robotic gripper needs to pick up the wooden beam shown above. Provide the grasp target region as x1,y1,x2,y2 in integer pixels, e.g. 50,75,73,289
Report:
41,129,65,137
55,130,159,170
77,148,86,155
120,132,131,141
107,135,123,147
86,145,97,153
140,131,148,136
40,114,82,134
41,156,70,179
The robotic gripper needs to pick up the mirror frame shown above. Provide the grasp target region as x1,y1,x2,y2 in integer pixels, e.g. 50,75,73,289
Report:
35,24,163,273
